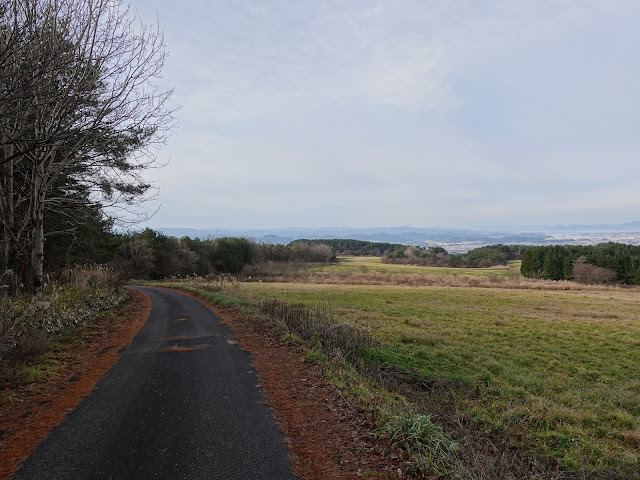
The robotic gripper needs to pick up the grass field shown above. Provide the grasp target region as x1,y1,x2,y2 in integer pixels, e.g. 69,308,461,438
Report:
234,263,640,474
306,256,523,278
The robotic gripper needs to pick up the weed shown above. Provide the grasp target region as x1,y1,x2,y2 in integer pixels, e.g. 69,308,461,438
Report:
303,349,326,363
16,356,62,383
1,266,126,382
259,298,376,365
282,332,303,345
382,410,458,477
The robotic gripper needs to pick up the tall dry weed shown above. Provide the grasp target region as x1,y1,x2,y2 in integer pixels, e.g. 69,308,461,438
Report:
259,298,375,365
0,265,125,369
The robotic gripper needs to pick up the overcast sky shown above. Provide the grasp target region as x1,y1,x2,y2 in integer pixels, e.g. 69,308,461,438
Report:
130,0,640,230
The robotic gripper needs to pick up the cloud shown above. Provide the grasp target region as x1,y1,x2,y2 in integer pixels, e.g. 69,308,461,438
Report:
129,0,640,229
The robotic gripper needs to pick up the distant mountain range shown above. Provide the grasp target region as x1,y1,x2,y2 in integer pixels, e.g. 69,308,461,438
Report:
156,222,640,254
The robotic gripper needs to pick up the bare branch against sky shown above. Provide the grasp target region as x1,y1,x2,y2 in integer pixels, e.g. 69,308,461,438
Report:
131,0,640,229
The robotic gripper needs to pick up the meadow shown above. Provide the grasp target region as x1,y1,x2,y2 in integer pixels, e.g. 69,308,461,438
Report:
306,255,523,278
233,257,640,475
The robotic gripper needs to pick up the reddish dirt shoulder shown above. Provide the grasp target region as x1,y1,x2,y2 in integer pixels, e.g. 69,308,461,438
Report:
175,289,403,479
0,288,150,480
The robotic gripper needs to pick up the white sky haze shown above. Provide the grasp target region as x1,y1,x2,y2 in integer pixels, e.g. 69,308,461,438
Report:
130,0,640,229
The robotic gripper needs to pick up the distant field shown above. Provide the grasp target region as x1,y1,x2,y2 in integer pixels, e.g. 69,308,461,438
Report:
237,278,640,473
307,255,522,278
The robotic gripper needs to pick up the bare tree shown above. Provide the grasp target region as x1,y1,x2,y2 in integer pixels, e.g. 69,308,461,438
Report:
0,0,175,295
572,257,617,285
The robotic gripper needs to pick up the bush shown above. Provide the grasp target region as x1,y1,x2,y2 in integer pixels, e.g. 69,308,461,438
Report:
259,298,375,365
0,266,125,372
382,410,458,476
111,238,155,279
573,258,617,284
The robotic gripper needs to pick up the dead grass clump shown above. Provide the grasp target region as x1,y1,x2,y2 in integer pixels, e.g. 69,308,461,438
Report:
579,311,622,320
621,431,640,446
9,327,49,361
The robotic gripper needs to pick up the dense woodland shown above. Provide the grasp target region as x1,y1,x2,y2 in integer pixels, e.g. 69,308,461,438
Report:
520,243,640,284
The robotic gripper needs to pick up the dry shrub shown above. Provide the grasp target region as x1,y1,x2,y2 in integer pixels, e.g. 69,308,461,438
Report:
259,298,375,365
572,262,617,285
7,326,49,362
64,264,121,289
621,431,640,446
1,266,124,370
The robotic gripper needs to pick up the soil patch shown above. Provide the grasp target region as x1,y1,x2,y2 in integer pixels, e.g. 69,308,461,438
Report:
0,288,150,479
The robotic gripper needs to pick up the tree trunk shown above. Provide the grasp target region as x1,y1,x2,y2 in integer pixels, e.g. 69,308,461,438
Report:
1,154,19,297
4,228,19,298
32,182,46,295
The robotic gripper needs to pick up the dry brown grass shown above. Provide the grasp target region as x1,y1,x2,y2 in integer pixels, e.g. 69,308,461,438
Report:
621,431,640,447
257,270,634,292
259,298,375,365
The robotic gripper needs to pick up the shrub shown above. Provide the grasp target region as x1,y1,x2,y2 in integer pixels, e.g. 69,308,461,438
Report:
259,298,375,365
573,258,617,285
0,266,125,372
382,410,458,477
111,238,155,279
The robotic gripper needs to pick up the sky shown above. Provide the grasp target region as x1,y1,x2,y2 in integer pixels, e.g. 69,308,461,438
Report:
129,0,640,230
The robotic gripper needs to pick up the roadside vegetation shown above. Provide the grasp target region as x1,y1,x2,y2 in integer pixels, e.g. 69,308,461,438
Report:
0,266,126,387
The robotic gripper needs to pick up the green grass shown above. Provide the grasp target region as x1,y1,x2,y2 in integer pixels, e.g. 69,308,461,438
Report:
158,282,249,307
307,256,522,278
15,355,64,383
236,281,640,473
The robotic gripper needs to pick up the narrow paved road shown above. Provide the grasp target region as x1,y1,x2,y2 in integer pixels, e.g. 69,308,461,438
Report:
14,287,298,480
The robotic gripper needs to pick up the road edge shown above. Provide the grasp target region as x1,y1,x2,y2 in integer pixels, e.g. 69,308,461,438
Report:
0,288,151,479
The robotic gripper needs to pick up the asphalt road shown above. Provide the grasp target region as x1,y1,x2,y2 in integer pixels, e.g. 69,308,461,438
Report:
14,286,298,480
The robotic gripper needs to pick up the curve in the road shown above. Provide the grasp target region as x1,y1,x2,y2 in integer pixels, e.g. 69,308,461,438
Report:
14,286,298,480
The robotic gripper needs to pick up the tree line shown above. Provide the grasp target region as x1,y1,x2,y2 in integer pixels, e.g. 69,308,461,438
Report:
520,243,640,284
112,230,335,279
383,244,526,268
289,239,404,257
0,0,174,296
